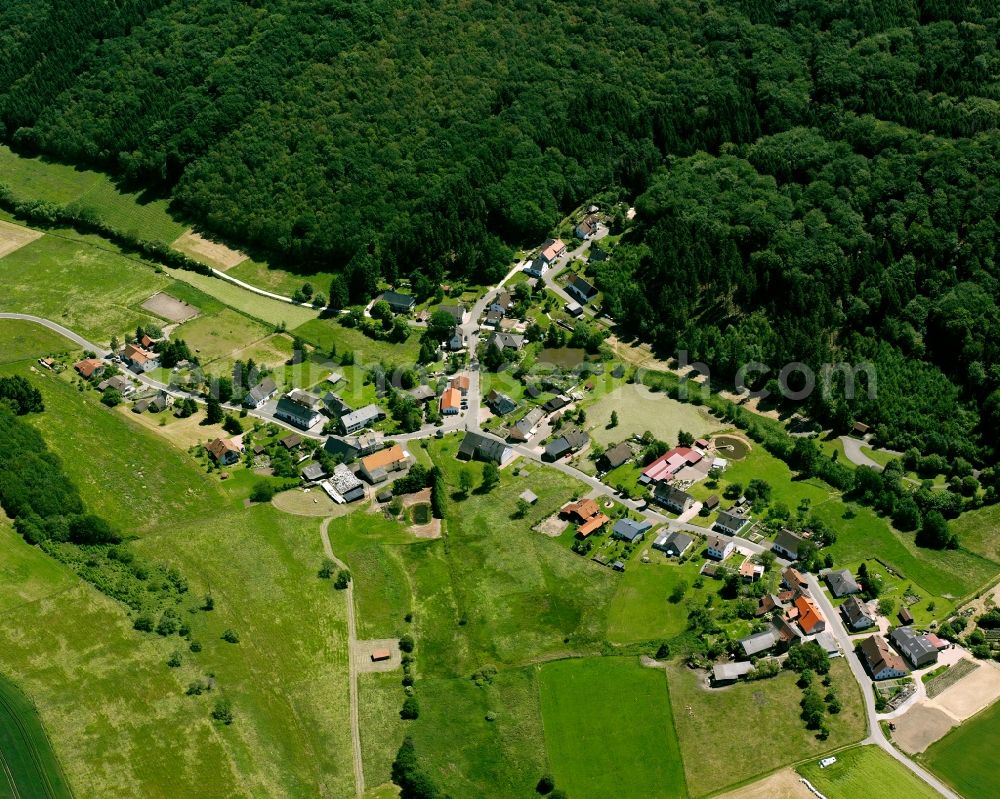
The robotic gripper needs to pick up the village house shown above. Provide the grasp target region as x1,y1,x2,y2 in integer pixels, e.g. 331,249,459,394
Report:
457,431,514,465
640,447,703,484
244,377,278,409
756,593,786,617
97,375,133,395
543,429,589,462
739,626,781,659
841,596,876,630
714,509,748,535
440,387,462,415
705,534,735,561
275,391,324,430
487,390,517,416
339,404,384,434
773,529,805,560
891,627,939,668
377,291,416,314
132,391,169,414
793,594,826,635
205,437,243,466
574,214,601,240
525,256,549,279
301,462,326,483
542,395,570,414
437,304,465,324
612,518,652,544
122,343,160,373
538,238,567,265
653,531,693,558
598,442,632,471
782,567,809,592
566,274,599,305
408,385,436,404
826,569,861,597
359,444,411,484
703,494,720,511
740,559,764,582
447,328,464,351
588,243,608,264
279,433,303,450
860,635,908,680
325,430,385,462
507,407,544,443
73,358,104,379
450,374,471,394
560,498,609,538
653,484,695,514
898,607,914,625
488,332,524,352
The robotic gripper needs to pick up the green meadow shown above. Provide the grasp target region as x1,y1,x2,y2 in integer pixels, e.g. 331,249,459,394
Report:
922,701,1000,799
800,745,941,799
539,657,686,799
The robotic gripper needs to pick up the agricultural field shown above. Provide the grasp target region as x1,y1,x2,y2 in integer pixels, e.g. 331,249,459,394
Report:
0,145,185,244
0,232,172,343
0,671,74,799
169,268,317,328
539,657,686,799
0,319,74,366
0,218,42,258
799,746,940,799
666,661,866,797
922,700,1000,799
583,385,718,447
173,306,273,366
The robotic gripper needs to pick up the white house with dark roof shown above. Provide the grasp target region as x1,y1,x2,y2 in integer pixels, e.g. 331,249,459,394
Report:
714,510,747,535
705,535,735,561
772,529,804,560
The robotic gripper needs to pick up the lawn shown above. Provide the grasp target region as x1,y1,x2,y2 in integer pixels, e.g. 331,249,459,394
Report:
859,446,901,468
666,660,866,797
539,657,686,799
227,259,337,299
921,699,1000,799
0,319,75,365
952,502,1000,565
606,556,711,645
294,317,422,367
168,268,318,328
173,307,273,365
0,145,185,244
0,232,172,343
0,671,74,799
583,385,718,447
799,745,940,799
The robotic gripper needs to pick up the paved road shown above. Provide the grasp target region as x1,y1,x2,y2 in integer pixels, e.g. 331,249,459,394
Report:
840,436,885,471
540,232,606,313
805,574,958,799
210,267,305,306
319,517,365,797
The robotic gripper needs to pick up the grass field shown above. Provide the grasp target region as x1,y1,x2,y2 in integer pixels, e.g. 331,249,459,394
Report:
539,657,686,799
799,745,940,799
921,699,1000,799
583,385,718,447
0,672,74,799
666,661,866,797
294,317,422,367
0,320,75,366
0,232,172,343
0,337,356,797
952,502,1000,565
227,260,337,299
173,307,273,365
0,145,185,244
169,268,317,328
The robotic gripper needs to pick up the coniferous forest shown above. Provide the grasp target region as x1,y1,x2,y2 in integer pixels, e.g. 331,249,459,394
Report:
2,0,1000,459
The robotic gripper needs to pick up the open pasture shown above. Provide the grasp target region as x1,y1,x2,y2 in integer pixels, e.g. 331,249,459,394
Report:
798,746,940,799
584,385,717,447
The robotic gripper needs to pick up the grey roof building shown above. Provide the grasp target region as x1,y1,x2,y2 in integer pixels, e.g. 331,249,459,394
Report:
599,442,632,471
841,596,876,630
508,408,544,442
487,390,518,416
330,463,365,502
339,404,384,435
301,463,326,482
244,377,278,408
652,531,693,557
739,627,781,658
714,510,747,534
712,661,754,684
457,431,513,465
772,529,804,559
378,291,415,313
826,569,861,597
612,518,652,543
543,437,573,462
891,627,939,668
275,394,323,430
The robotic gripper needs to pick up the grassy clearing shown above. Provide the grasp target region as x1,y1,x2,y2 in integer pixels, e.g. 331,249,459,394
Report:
583,385,718,447
0,671,74,799
227,259,337,299
0,145,185,244
409,669,548,799
358,671,409,789
666,660,866,797
952,503,1000,565
539,657,686,799
173,307,273,365
859,446,901,468
294,317,421,366
168,268,317,328
799,745,940,799
0,319,75,365
0,233,171,343
606,556,711,645
921,699,1000,799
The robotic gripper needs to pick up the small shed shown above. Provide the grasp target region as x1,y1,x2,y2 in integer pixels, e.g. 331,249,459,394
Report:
898,607,914,625
371,648,392,662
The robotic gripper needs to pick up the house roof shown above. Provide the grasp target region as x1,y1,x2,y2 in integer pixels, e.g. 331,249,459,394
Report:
794,595,825,634
740,627,780,657
783,567,806,587
656,484,694,508
286,388,323,410
361,444,406,473
247,378,277,403
440,387,461,412
436,304,465,322
715,510,746,532
489,332,524,351
458,431,511,464
74,358,104,378
563,429,589,450
577,513,610,537
409,385,435,402
774,529,804,557
542,395,570,413
567,274,598,298
713,661,754,682
123,343,156,364
601,442,633,469
276,396,320,426
340,404,382,429
206,438,241,460
841,596,874,627
280,433,303,449
612,518,652,542
706,534,731,553
562,498,599,522
663,531,693,553
450,374,470,392
704,494,720,509
860,635,907,676
891,627,938,665
545,437,572,460
487,390,517,413
301,463,326,481
519,490,538,504
826,569,861,597
509,408,545,441
740,559,763,579
379,290,415,309
540,238,566,262
641,447,703,482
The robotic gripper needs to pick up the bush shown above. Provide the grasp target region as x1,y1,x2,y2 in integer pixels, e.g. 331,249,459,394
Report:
167,651,182,668
537,774,556,794
249,481,276,503
211,699,234,725
400,696,420,720
318,559,335,579
189,640,202,653
133,614,154,632
222,629,240,644
399,634,415,653
334,569,351,589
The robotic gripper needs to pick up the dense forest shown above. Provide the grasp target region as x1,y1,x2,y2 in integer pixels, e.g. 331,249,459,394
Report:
2,0,999,457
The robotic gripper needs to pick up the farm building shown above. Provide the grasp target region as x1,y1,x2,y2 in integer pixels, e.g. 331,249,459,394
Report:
640,447,703,484
301,463,326,483
712,661,754,685
457,431,513,465
329,464,365,503
860,635,908,680
891,627,939,668
359,445,411,484
739,627,781,658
